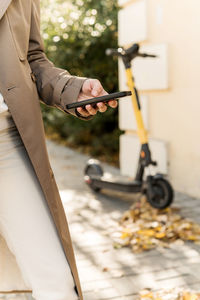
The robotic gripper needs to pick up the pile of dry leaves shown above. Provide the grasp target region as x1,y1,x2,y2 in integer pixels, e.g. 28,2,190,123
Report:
138,288,200,300
112,196,200,253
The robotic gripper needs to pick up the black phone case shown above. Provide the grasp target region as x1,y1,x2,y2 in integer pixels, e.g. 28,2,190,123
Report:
66,91,132,109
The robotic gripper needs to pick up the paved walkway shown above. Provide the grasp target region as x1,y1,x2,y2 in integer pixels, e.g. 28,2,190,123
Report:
1,139,200,299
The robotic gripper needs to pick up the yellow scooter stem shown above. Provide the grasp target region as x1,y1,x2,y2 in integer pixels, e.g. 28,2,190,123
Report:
125,68,148,145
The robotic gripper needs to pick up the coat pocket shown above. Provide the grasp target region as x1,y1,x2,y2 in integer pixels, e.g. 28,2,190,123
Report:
6,0,31,62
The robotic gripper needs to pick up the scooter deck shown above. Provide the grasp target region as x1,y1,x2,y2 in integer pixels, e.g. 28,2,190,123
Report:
86,174,142,193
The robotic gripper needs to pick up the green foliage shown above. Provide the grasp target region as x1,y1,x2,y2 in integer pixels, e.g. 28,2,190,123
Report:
40,0,123,165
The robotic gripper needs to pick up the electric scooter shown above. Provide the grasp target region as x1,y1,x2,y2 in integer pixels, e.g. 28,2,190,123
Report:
84,43,173,209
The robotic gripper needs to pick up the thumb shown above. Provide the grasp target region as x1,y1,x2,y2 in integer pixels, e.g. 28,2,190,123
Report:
91,79,103,97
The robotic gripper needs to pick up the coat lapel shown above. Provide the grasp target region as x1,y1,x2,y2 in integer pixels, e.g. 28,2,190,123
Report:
0,0,12,20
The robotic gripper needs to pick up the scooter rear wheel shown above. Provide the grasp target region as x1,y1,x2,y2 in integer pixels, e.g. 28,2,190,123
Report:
146,178,173,209
84,159,103,192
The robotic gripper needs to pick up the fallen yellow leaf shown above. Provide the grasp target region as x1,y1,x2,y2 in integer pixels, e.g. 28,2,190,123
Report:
113,195,200,253
137,229,155,237
155,232,166,239
183,292,199,300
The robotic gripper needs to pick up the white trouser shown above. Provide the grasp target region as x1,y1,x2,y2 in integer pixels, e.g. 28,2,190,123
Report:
0,110,79,300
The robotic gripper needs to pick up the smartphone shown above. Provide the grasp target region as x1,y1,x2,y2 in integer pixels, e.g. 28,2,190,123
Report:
66,91,132,109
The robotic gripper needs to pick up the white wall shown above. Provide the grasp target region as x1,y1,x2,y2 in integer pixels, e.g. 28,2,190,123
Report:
118,0,200,197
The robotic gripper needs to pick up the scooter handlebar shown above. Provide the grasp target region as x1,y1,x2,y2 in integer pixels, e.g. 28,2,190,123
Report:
138,53,157,58
106,44,139,57
106,47,158,59
105,48,124,56
125,43,139,56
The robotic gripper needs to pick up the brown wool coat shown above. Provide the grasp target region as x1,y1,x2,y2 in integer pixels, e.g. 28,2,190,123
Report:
0,1,89,299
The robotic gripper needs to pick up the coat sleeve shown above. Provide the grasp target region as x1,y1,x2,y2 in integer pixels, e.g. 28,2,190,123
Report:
27,0,91,120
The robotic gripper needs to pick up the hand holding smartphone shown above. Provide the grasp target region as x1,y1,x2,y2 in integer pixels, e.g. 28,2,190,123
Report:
65,91,132,110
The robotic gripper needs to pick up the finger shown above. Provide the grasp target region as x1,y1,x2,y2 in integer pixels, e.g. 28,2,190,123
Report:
77,107,90,117
96,102,107,113
85,104,97,115
108,100,118,108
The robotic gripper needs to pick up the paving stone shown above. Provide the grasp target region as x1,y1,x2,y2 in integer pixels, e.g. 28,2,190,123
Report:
82,279,112,293
0,295,33,300
109,277,136,296
83,287,119,300
155,274,198,290
183,281,200,290
40,140,200,299
94,287,120,299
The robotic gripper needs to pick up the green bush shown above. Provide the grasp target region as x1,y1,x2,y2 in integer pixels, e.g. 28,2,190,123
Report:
41,0,123,166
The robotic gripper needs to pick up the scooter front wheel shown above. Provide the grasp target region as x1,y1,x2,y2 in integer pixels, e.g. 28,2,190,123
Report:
146,178,173,209
84,159,103,192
